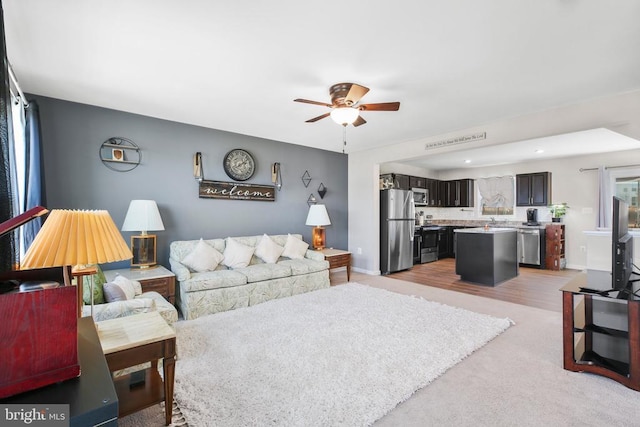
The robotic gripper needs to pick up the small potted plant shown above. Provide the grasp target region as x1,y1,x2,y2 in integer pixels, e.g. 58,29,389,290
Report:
549,202,569,222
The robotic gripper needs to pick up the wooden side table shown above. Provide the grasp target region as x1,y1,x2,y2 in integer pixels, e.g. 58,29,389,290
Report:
104,265,176,305
96,311,176,425
319,248,351,282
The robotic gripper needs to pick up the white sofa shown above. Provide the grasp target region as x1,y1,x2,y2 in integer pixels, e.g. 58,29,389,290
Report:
169,234,330,320
82,290,178,325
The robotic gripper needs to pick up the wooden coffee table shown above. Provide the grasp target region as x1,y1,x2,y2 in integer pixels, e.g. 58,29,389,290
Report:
96,312,176,425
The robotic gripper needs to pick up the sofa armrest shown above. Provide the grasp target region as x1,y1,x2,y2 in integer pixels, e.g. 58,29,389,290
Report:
84,298,157,322
305,250,325,262
170,257,191,282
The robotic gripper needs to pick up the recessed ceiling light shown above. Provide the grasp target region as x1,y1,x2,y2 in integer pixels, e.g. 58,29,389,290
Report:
464,159,471,164
535,149,544,154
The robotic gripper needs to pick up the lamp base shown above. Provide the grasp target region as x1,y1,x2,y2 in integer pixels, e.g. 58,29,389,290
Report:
312,226,326,250
130,234,157,268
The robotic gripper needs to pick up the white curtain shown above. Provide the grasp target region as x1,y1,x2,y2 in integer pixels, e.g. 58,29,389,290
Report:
597,166,611,228
477,176,514,208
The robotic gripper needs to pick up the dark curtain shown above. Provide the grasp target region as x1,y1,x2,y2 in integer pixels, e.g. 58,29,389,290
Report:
0,3,17,272
22,100,44,248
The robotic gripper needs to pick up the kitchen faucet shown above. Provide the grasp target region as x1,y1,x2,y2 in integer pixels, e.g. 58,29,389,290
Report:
490,217,496,224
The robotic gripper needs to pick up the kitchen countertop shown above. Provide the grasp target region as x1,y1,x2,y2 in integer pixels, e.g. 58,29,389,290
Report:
454,227,518,234
430,220,549,230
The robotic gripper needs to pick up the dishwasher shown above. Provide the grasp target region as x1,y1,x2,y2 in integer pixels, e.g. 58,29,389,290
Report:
518,228,543,267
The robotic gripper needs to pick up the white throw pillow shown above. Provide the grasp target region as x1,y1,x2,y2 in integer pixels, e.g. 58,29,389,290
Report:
223,237,256,269
113,274,140,298
282,234,309,259
255,234,285,264
182,238,225,272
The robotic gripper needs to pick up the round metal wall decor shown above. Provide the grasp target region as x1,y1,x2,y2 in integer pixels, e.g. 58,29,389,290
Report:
99,137,141,172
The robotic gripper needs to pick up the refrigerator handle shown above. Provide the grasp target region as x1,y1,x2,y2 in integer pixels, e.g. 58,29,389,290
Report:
405,191,415,220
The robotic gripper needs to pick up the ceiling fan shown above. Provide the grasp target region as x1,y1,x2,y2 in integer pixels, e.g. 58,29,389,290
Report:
294,83,400,127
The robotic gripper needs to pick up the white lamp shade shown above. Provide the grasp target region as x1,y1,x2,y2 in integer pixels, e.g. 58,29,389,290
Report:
330,107,359,125
121,200,165,232
306,204,331,226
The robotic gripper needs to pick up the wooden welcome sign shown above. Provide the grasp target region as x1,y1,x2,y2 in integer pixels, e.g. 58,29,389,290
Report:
199,180,275,202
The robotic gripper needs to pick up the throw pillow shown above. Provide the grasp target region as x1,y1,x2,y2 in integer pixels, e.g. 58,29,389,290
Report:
103,282,128,302
223,237,255,269
112,275,139,299
255,234,285,264
82,264,106,305
182,238,225,272
282,234,309,259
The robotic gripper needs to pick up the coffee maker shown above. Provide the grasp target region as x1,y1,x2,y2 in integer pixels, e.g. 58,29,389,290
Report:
525,208,539,225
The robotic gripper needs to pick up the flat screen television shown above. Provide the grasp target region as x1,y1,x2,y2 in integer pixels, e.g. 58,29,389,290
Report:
612,196,633,299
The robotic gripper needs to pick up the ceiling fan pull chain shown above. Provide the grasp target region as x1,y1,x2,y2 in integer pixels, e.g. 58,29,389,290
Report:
342,125,347,154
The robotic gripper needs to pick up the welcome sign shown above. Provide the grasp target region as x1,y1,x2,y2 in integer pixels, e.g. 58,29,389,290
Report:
199,180,275,202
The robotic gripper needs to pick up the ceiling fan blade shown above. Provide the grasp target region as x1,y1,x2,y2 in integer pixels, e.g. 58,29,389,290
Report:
359,102,400,111
294,98,333,108
353,116,367,127
344,84,370,106
305,112,330,123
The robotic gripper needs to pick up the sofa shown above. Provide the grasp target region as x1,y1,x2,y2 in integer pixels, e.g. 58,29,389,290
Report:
169,234,330,320
80,267,178,325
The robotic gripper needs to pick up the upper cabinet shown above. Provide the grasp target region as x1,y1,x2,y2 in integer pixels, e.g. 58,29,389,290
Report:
516,172,552,206
409,176,426,189
426,179,439,206
441,179,474,207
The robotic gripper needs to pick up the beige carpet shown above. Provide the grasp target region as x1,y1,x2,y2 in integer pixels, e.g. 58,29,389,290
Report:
119,274,639,426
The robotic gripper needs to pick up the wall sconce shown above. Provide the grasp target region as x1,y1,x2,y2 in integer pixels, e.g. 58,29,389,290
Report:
272,162,282,191
193,152,203,181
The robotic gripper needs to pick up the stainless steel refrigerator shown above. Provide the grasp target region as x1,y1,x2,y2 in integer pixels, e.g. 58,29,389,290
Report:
380,189,415,274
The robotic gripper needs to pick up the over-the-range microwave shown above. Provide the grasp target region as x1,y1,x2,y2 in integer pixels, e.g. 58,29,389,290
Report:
412,188,427,206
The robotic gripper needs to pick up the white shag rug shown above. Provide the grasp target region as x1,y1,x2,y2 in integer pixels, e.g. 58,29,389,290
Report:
173,283,512,426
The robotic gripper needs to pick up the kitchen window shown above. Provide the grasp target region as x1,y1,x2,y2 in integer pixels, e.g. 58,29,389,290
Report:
477,176,515,216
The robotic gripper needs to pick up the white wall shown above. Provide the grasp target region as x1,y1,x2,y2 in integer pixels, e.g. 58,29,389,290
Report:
348,90,640,274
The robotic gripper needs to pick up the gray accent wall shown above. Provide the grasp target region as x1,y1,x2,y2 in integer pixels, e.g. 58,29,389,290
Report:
33,95,348,269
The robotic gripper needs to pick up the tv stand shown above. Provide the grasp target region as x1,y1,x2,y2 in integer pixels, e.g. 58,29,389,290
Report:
561,273,640,391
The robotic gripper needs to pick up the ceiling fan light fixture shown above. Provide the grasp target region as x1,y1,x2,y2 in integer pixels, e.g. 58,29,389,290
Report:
330,107,359,126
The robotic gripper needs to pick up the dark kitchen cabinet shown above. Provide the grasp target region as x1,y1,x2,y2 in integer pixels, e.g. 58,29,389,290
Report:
438,227,452,258
426,179,439,206
441,179,474,207
409,176,426,189
516,172,551,206
379,173,411,190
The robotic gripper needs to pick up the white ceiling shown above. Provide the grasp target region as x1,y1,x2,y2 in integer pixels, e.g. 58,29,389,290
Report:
4,1,640,159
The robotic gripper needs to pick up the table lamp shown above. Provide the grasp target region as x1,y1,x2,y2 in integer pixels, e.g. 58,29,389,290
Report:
121,200,165,269
305,204,331,250
21,209,133,315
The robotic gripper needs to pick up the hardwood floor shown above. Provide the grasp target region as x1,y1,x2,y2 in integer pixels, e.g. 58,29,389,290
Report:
384,258,578,312
328,257,579,312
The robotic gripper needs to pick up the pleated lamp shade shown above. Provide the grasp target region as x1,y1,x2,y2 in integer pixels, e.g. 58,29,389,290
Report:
21,210,132,269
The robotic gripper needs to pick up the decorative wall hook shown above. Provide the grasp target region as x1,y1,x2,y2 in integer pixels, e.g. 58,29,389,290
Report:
318,183,327,199
301,170,311,187
272,162,282,191
193,152,203,181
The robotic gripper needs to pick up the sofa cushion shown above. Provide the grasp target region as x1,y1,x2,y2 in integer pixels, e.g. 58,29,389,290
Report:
182,238,225,272
234,263,292,284
281,234,309,259
223,237,256,269
278,258,329,276
181,269,248,292
255,234,285,264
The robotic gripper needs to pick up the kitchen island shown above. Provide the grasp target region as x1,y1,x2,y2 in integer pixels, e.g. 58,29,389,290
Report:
455,227,519,286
